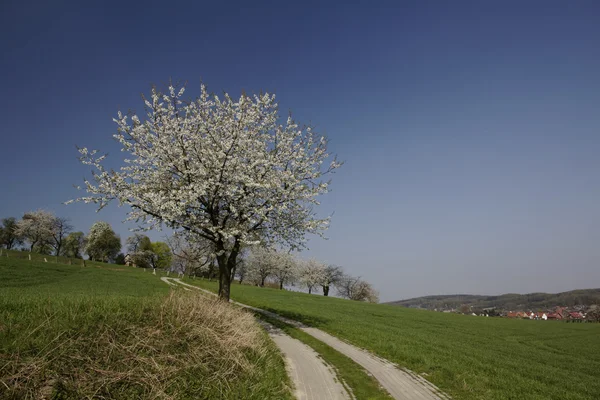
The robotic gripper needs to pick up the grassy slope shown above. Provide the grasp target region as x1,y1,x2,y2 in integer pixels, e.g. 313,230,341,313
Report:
187,280,600,400
0,257,291,399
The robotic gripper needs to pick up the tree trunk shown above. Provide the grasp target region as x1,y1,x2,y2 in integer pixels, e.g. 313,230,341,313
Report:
216,240,240,301
308,287,312,294
218,265,231,300
323,285,330,296
279,280,284,290
260,276,266,287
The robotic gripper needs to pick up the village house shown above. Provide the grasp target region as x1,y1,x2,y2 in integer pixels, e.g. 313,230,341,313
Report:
567,311,585,322
534,312,548,320
547,307,566,320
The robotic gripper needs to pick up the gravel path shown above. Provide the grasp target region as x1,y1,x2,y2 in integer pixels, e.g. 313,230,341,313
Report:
163,277,449,400
161,277,350,400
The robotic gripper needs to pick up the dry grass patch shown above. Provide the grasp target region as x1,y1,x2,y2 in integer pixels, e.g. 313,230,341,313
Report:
1,290,290,399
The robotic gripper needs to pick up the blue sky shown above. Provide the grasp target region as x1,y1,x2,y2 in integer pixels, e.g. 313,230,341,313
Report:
1,1,599,301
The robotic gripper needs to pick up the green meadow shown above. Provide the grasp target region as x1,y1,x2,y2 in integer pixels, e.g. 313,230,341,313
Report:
2,251,598,400
186,279,600,400
0,256,291,400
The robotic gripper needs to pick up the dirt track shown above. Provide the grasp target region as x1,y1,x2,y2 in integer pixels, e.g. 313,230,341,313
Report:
163,277,449,400
161,277,350,400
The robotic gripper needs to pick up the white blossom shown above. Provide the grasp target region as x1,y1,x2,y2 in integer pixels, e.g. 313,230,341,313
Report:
15,210,55,252
71,83,341,299
298,258,326,294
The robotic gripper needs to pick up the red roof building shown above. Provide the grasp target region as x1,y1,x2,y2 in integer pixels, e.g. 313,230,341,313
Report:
568,312,584,320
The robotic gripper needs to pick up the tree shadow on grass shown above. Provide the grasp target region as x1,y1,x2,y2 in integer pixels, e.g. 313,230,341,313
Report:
261,307,329,327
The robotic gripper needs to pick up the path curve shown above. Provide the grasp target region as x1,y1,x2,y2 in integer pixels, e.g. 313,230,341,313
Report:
160,277,350,400
164,277,449,400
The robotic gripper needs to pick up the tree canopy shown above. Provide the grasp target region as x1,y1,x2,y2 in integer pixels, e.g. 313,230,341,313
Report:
0,217,22,250
63,231,86,258
72,84,340,299
85,222,121,262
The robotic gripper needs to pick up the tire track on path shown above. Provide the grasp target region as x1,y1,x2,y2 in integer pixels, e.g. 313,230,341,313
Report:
164,277,449,400
161,277,351,400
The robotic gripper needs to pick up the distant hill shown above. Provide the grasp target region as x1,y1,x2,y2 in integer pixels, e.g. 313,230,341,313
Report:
386,289,600,311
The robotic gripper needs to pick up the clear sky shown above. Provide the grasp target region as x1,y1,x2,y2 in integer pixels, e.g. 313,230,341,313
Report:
1,1,599,301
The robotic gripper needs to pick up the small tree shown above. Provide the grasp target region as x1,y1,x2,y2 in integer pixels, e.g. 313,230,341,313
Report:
63,231,86,258
126,234,153,268
167,232,214,277
587,307,600,323
71,83,340,300
235,258,248,284
320,265,344,296
247,247,276,287
49,217,73,256
299,259,325,294
336,275,379,303
115,253,126,265
85,222,121,262
0,217,23,250
272,252,297,290
149,241,172,270
15,210,55,252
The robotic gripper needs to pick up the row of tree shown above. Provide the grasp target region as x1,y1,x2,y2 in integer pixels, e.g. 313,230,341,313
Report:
1,211,84,257
166,233,378,302
0,211,121,262
2,212,376,302
241,247,379,302
1,211,173,268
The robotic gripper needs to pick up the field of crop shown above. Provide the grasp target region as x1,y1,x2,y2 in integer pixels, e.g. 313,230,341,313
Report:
0,257,291,399
186,279,600,400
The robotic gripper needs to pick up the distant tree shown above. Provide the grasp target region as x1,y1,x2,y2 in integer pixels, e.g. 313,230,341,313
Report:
70,84,341,300
0,217,23,249
299,259,325,294
272,252,298,290
115,253,126,265
167,232,215,277
63,231,86,258
126,234,151,253
247,247,277,287
126,234,153,268
15,210,55,252
35,242,54,255
320,265,344,296
587,307,600,323
49,217,73,256
85,222,121,262
236,258,248,284
459,304,471,314
336,275,379,303
149,241,172,270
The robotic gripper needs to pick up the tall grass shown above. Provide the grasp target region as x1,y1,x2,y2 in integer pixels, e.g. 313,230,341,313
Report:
0,258,292,399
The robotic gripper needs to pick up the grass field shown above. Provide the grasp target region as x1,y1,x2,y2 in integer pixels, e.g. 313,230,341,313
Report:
185,279,600,400
0,257,291,399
